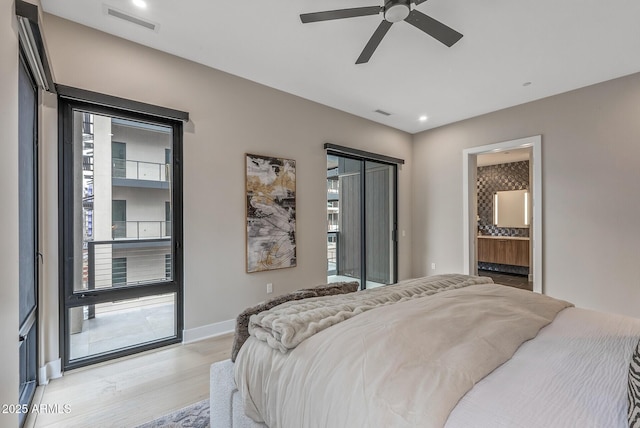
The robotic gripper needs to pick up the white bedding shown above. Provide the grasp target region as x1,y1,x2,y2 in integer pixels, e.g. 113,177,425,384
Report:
214,306,640,428
447,307,640,428
235,283,572,428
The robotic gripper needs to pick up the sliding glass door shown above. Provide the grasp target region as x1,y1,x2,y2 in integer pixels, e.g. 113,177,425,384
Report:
59,98,183,369
326,153,397,288
18,52,38,428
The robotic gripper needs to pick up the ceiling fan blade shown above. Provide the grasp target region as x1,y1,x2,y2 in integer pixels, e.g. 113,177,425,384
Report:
356,20,393,64
404,9,463,47
413,0,429,4
300,6,382,23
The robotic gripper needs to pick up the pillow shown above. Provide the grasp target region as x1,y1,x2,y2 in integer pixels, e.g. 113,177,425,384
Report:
300,281,360,296
230,281,359,362
629,337,640,427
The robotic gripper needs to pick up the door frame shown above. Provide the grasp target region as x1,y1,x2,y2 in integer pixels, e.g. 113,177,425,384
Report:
325,145,402,288
462,135,542,293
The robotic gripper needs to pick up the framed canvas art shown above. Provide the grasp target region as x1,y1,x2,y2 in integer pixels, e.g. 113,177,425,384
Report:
245,154,296,273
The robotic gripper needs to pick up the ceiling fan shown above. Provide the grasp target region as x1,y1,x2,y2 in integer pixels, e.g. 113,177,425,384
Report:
300,0,463,64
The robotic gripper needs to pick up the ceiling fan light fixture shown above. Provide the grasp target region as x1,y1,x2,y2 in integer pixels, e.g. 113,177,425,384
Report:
384,0,410,23
300,0,462,64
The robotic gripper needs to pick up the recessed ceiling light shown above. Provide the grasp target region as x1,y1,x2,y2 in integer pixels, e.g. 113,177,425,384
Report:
419,115,428,122
132,0,147,9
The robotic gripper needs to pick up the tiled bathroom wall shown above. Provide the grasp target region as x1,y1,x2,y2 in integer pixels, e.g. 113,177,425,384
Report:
477,160,530,275
477,160,530,237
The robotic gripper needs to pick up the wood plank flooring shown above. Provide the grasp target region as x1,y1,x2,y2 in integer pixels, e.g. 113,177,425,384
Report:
27,333,233,428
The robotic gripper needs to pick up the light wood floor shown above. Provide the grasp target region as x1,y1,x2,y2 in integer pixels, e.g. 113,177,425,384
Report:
27,333,233,428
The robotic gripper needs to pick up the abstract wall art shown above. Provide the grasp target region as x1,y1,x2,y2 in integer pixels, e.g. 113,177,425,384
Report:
245,154,297,273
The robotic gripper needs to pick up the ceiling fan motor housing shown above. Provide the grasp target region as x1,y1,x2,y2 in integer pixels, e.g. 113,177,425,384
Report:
384,0,411,22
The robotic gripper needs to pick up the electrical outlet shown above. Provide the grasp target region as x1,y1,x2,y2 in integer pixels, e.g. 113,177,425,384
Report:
431,263,436,270
266,283,273,294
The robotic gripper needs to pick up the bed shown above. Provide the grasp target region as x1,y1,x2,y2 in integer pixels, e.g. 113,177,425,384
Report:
211,274,640,428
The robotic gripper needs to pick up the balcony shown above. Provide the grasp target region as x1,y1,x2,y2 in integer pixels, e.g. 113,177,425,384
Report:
326,230,384,289
112,159,170,189
112,221,171,240
85,238,171,291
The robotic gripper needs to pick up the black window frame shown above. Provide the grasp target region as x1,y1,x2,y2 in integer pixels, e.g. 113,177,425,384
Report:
58,88,186,370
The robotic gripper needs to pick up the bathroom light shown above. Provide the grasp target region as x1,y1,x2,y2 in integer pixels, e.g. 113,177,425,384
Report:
524,192,529,226
419,115,428,122
494,194,499,225
132,0,147,9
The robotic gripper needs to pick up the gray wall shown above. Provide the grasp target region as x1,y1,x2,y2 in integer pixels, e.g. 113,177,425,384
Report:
39,14,413,360
412,72,640,318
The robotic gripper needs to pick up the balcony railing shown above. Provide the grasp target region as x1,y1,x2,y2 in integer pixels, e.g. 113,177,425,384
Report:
112,221,171,240
85,238,172,293
327,231,339,275
113,159,170,182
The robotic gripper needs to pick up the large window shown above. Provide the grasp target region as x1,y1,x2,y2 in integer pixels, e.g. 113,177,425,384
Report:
59,88,187,369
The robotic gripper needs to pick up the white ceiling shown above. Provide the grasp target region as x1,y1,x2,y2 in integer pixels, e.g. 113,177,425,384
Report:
41,0,640,134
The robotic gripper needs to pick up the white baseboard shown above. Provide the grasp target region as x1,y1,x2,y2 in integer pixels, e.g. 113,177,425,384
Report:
183,319,235,344
38,358,62,385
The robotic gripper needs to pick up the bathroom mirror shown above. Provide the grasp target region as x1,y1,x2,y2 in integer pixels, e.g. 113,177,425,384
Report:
494,189,530,228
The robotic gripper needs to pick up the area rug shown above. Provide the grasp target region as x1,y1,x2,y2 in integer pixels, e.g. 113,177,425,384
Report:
136,399,209,428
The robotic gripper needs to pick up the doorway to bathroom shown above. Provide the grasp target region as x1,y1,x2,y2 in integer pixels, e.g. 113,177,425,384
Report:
462,136,542,294
476,149,531,290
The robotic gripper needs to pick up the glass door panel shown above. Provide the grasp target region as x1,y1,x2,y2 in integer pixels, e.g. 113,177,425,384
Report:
18,55,38,426
365,161,395,287
327,155,362,288
112,200,126,239
111,141,126,178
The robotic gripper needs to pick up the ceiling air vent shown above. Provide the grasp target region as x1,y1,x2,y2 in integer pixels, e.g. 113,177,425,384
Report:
374,109,391,116
104,5,158,31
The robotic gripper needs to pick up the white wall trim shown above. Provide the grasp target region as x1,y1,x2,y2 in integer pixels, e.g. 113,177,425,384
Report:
38,358,62,385
462,135,543,294
183,319,235,344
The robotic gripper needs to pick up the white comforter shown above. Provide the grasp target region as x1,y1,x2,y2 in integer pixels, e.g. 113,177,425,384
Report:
446,307,640,428
235,283,572,428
